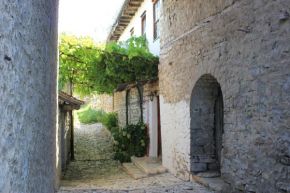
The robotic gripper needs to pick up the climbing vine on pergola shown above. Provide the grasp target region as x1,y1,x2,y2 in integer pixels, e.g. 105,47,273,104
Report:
59,33,158,95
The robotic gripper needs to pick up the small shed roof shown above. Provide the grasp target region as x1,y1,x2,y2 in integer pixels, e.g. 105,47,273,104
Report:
115,77,158,92
58,91,85,110
106,0,144,43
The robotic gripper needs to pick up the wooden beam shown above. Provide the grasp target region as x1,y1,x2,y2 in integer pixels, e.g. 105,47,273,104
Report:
120,16,133,20
128,3,141,7
62,104,80,111
113,32,122,35
116,26,126,29
59,92,84,106
122,12,135,16
127,8,138,11
119,21,130,25
118,24,128,27
120,18,131,22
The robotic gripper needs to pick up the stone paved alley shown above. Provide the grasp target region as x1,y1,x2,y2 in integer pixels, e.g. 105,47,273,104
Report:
59,123,215,193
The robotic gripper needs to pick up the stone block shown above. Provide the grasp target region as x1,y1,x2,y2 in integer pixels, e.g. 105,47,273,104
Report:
208,162,219,171
190,146,204,155
191,163,207,172
199,157,216,163
276,181,290,192
203,144,215,155
196,171,221,178
278,155,290,166
222,182,232,193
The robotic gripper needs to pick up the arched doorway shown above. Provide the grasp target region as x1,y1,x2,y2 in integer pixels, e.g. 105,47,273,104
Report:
190,74,224,174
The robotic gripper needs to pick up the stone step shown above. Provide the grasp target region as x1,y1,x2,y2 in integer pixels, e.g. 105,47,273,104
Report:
196,171,221,178
192,174,225,192
122,163,148,180
131,156,167,176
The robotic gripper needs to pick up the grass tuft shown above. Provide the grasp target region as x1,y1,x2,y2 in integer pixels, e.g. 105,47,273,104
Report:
77,105,106,124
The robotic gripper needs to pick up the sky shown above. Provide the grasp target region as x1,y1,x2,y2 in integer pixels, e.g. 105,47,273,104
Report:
58,0,125,42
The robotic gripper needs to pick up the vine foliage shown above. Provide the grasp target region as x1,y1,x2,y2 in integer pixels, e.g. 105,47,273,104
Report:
59,33,158,95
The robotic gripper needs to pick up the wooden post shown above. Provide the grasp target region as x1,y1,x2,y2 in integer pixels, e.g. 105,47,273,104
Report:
69,77,75,160
70,110,75,160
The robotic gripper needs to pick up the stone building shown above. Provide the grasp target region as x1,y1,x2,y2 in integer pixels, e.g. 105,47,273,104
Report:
114,78,161,157
107,0,161,55
159,0,290,192
107,0,163,157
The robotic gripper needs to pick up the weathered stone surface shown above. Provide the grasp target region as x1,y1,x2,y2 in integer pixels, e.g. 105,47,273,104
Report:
278,155,290,166
159,0,290,192
60,123,214,193
74,123,114,161
192,175,224,192
114,81,159,128
123,163,148,180
91,94,114,113
197,171,221,178
131,156,168,176
191,163,207,172
0,0,58,192
276,181,290,192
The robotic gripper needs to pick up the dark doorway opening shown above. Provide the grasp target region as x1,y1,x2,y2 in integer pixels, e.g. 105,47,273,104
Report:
190,74,224,174
157,96,162,157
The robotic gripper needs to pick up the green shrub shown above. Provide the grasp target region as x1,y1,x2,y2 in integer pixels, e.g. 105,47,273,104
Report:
102,112,117,130
95,109,106,123
77,105,106,124
110,122,147,162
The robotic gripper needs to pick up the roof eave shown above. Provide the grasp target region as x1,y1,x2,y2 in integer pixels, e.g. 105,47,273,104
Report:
106,0,144,44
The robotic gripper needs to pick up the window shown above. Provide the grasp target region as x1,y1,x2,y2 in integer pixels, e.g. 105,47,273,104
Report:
153,0,160,40
141,11,146,36
130,28,134,37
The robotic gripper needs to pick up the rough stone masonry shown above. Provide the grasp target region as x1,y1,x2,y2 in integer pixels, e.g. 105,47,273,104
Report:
159,0,290,192
0,0,59,192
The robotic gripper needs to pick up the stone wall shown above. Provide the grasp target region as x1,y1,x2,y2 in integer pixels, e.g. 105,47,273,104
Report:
91,94,114,113
128,87,142,125
114,87,142,127
0,0,59,192
114,91,127,127
114,80,159,128
159,0,290,192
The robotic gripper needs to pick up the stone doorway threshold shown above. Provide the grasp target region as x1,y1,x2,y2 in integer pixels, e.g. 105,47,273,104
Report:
191,171,225,192
123,156,168,179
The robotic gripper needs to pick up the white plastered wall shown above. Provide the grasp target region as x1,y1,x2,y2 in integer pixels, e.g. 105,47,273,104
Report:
148,96,158,157
118,0,161,56
160,95,192,180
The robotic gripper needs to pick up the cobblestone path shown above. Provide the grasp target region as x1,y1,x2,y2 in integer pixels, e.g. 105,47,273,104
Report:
59,123,215,193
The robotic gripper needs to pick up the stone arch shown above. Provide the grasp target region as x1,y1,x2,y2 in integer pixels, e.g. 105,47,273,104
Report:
190,74,224,174
126,87,143,125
